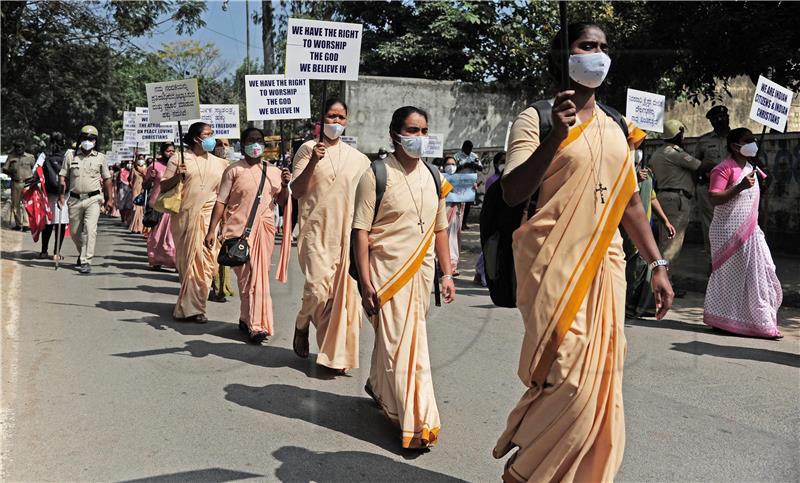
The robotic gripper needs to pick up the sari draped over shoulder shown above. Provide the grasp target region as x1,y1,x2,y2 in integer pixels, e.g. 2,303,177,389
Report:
167,151,228,319
353,155,452,449
703,160,781,338
292,140,371,370
494,107,644,483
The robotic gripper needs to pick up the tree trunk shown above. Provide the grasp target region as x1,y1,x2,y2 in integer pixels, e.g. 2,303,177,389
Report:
262,1,275,134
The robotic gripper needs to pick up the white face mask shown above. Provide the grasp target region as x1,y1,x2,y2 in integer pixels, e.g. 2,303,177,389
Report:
739,142,758,157
568,52,611,88
323,123,345,139
444,165,457,174
497,163,506,172
397,135,426,158
80,140,95,151
635,149,643,165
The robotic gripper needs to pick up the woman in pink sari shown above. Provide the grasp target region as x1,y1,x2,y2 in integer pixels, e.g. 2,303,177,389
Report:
704,128,782,338
146,142,177,269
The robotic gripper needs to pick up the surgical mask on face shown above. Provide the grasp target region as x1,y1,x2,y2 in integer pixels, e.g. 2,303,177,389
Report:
80,140,95,151
635,149,643,165
497,163,506,173
568,52,612,88
397,135,426,158
244,143,265,158
200,136,217,153
444,165,457,175
323,123,345,139
739,142,758,157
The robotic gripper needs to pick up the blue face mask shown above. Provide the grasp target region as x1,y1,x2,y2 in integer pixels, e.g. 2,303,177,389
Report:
200,136,217,153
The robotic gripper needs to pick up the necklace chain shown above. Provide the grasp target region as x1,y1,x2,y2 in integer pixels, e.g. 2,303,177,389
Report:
579,110,607,208
400,161,425,233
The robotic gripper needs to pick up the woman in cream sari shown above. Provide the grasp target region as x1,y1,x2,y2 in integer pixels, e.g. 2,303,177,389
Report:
160,122,228,323
494,23,674,482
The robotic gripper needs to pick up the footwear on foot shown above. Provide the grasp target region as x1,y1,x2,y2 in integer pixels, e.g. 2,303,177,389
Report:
78,263,91,274
238,320,248,333
293,326,309,358
249,332,268,345
38,252,49,259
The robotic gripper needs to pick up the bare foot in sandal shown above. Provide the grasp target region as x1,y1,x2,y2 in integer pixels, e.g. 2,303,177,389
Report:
293,327,309,358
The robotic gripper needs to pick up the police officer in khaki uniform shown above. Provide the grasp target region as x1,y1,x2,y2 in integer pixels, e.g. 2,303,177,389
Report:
57,125,114,274
694,105,730,255
650,120,703,273
4,141,35,230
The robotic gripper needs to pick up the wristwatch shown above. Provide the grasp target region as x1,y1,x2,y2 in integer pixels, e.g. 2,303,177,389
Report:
649,259,669,271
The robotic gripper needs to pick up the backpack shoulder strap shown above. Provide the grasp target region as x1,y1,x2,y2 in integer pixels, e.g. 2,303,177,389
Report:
530,99,553,141
422,160,442,199
372,158,387,220
597,102,629,139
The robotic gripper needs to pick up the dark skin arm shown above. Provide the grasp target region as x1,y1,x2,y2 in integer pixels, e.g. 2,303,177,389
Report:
102,177,114,212
710,172,755,206
620,194,674,319
160,163,187,192
501,91,576,206
204,201,226,249
289,143,326,199
354,229,379,316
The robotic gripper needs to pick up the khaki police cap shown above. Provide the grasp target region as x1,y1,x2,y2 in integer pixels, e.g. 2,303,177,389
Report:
663,120,685,140
80,125,99,136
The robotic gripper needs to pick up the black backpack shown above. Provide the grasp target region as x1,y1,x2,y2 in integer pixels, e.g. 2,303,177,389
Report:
348,158,441,283
480,100,628,308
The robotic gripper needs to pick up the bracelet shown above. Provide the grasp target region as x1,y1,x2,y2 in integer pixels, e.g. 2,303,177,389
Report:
649,259,669,271
441,274,453,281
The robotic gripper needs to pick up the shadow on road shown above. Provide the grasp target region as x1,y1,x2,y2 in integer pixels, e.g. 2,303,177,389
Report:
119,467,262,482
99,284,180,296
625,316,714,334
272,445,468,482
224,383,427,457
670,341,799,368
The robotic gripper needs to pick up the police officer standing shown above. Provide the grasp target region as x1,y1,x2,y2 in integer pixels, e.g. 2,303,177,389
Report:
694,105,730,255
650,120,703,275
4,141,35,230
57,125,114,274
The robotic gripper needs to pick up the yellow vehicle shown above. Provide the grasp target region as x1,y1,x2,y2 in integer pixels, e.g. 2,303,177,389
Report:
263,135,281,162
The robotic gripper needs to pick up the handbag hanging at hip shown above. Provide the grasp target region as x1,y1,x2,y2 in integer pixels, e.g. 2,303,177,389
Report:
217,162,268,267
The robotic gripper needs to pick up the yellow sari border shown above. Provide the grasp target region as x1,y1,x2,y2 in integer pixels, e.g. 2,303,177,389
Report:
377,223,436,306
531,151,636,386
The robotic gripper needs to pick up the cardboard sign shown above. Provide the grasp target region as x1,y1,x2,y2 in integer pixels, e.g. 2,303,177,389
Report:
135,107,177,143
123,111,137,131
444,173,478,203
199,104,241,139
626,88,665,133
749,75,794,132
145,79,201,123
285,18,362,81
112,141,135,161
123,129,138,148
341,136,357,147
422,133,444,158
245,75,311,120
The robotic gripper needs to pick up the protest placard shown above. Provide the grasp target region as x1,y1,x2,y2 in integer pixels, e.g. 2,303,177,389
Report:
626,88,665,133
145,79,201,123
123,111,137,131
245,75,311,120
135,107,176,143
285,19,362,81
749,75,794,132
341,136,357,148
422,133,444,158
444,173,478,203
199,104,241,139
123,129,137,148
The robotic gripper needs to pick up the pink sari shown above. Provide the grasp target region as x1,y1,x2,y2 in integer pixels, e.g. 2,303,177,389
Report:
146,161,176,268
703,160,782,338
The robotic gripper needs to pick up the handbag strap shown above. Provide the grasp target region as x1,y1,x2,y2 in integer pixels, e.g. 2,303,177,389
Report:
242,162,268,238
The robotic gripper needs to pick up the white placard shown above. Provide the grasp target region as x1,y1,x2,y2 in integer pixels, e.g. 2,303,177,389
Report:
123,129,138,147
0,155,7,165
341,136,357,147
749,75,794,132
422,133,444,158
626,88,665,133
245,75,311,120
135,107,177,143
145,79,201,123
285,18,362,81
123,111,137,131
199,104,241,139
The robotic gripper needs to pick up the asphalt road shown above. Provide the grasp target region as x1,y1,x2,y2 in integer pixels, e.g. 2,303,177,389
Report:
2,217,798,482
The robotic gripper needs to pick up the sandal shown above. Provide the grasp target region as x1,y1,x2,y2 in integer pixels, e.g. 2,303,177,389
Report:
238,320,248,333
249,331,268,345
52,254,64,261
38,252,49,259
293,326,309,358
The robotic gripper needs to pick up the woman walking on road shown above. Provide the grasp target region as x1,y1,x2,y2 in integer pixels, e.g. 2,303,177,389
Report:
161,122,228,323
493,23,673,482
146,142,176,270
205,127,292,344
703,128,782,338
128,155,146,234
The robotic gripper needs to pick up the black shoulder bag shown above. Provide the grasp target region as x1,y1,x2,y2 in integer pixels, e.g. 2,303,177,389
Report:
217,163,267,267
